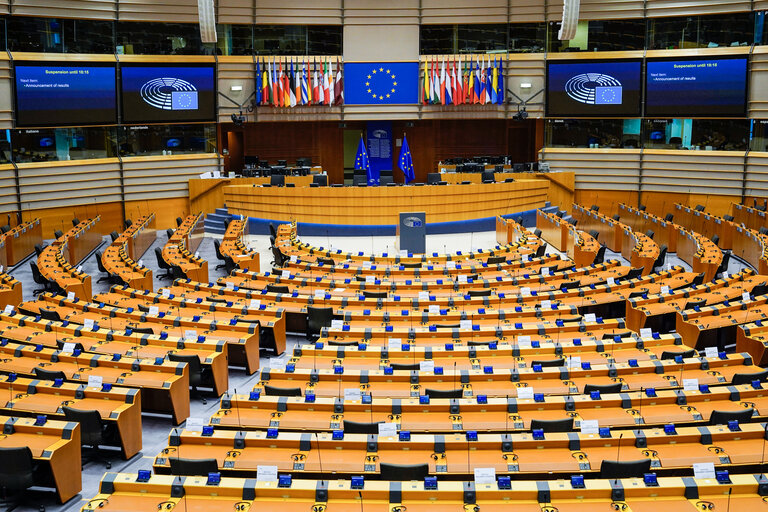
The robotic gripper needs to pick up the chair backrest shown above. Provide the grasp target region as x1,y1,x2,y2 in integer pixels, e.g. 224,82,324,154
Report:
612,214,620,221
530,359,565,368
124,219,133,229
379,463,429,481
166,228,174,240
343,420,382,434
176,217,183,227
732,369,768,385
590,205,599,212
427,173,441,184
660,349,695,360
155,247,170,269
110,231,119,242
645,229,654,240
487,256,506,265
62,406,105,445
481,171,495,183
530,417,574,432
664,213,674,222
363,290,387,299
694,204,705,211
599,459,652,479
72,218,80,226
709,408,755,425
33,367,66,381
34,243,44,256
583,382,623,395
168,354,203,386
169,457,219,476
271,174,285,186
30,262,46,285
271,247,285,267
467,289,492,297
423,388,463,399
353,175,367,186
588,230,599,241
54,230,64,240
308,306,334,336
39,308,62,322
0,447,35,492
0,224,9,234
593,245,607,264
390,363,420,371
213,240,224,260
96,251,107,273
380,175,394,186
263,385,302,397
313,174,328,186
269,223,277,238
533,228,542,238
267,283,290,294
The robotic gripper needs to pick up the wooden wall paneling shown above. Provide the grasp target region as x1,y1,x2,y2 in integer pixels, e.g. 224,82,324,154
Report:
578,0,645,19
12,0,117,19
122,153,222,202
0,58,13,130
255,0,342,24
750,50,768,120
509,0,545,22
645,0,751,17
21,200,123,239
17,159,122,211
124,197,189,231
641,150,744,196
539,148,642,192
421,0,507,25
0,1,8,14
218,0,254,25
574,189,637,217
0,164,16,214
118,0,199,22
217,57,255,125
746,152,768,198
506,54,545,119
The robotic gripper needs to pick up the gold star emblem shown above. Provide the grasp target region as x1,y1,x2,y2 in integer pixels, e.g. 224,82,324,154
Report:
367,89,371,93
391,74,396,79
386,69,390,74
379,67,384,72
379,95,383,99
367,75,371,79
372,69,377,74
386,93,390,98
365,82,369,86
391,88,395,93
393,82,398,86
372,93,377,98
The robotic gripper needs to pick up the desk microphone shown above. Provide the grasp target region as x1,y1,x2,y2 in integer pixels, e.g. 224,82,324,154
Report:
314,432,326,484
233,388,242,430
358,491,364,512
638,387,643,424
505,394,509,434
616,432,623,465
761,423,768,477
726,486,732,512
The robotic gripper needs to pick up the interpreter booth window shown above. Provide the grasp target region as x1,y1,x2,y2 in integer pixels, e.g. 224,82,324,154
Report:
509,23,546,53
118,124,216,157
758,11,768,45
751,120,768,152
648,13,754,49
213,25,254,56
116,21,212,55
458,24,507,53
254,25,306,55
0,18,6,51
6,16,113,53
420,25,455,54
307,26,342,56
546,119,641,149
11,127,117,163
643,119,749,151
547,19,645,52
0,130,11,163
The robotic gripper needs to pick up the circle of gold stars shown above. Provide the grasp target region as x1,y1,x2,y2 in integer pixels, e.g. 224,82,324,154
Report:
365,67,398,101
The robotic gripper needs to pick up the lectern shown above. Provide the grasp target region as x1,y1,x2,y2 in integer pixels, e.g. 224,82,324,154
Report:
397,212,426,254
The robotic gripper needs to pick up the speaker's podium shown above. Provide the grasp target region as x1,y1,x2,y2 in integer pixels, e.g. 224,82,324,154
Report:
396,212,426,254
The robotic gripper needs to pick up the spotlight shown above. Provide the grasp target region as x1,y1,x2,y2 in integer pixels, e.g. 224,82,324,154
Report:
231,111,245,127
512,107,528,121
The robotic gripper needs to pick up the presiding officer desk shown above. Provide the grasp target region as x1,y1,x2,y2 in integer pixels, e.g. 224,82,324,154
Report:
0,414,82,503
83,472,768,512
153,420,768,478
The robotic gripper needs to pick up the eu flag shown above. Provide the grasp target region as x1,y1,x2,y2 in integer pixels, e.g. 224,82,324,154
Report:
354,136,377,184
399,135,415,184
344,62,420,105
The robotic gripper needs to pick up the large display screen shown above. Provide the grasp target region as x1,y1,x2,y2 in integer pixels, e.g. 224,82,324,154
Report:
14,62,117,127
546,60,642,117
120,64,216,123
645,57,747,117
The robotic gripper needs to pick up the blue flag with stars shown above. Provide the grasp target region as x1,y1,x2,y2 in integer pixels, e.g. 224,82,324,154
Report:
398,135,415,184
344,62,419,105
354,136,377,184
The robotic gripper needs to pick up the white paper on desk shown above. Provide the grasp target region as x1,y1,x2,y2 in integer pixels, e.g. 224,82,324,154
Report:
580,420,599,434
428,304,440,315
83,318,95,330
683,378,699,391
256,465,278,482
378,423,397,437
331,319,343,330
517,387,534,399
567,356,582,369
744,292,751,302
314,289,325,298
693,462,716,479
148,306,159,316
194,252,200,260
184,329,197,341
76,265,83,273
365,275,375,284
161,289,171,298
269,360,286,372
62,342,76,354
517,335,531,347
446,261,456,270
2,305,12,315
474,467,496,485
584,313,596,323
458,274,468,283
138,259,143,268
540,267,550,276
87,375,103,388
540,300,551,310
67,291,76,301
418,291,429,301
185,417,205,432
419,360,435,373
519,287,531,296
400,250,408,258
363,261,372,269
344,388,362,401
281,270,290,278
665,263,672,271
249,299,261,310
722,272,729,279
224,281,234,290
661,285,670,294
290,255,298,263
333,288,346,293
0,265,4,273
640,328,652,339
607,277,615,286
387,338,401,350
460,319,472,330
212,171,221,179
705,347,719,358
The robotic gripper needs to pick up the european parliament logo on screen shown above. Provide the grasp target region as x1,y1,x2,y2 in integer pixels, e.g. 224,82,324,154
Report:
564,73,623,105
140,77,199,111
546,60,641,117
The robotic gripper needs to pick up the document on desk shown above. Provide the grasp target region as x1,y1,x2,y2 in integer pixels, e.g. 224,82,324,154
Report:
257,465,278,482
474,467,496,485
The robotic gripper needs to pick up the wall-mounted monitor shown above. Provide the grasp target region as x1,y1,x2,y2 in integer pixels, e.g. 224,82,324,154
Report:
14,62,117,127
120,64,216,123
645,56,747,117
546,59,642,117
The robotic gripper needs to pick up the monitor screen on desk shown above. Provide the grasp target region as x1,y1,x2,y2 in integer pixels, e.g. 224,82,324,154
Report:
14,62,117,127
120,64,216,123
546,59,642,117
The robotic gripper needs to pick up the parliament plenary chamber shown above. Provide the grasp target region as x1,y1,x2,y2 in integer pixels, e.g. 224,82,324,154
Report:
1,1,768,511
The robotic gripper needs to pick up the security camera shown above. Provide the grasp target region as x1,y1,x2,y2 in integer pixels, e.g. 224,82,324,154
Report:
512,107,528,121
231,111,245,126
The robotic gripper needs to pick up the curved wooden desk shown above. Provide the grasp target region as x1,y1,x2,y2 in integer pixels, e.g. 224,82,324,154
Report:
37,216,101,300
102,213,155,290
224,180,551,225
3,218,42,267
162,213,208,282
221,218,260,272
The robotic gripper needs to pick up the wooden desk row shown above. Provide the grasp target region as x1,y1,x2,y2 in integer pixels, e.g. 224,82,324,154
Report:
732,202,768,232
153,421,768,478
731,225,768,275
675,204,735,251
676,294,768,349
221,218,260,272
83,472,768,512
37,216,101,300
209,381,768,432
535,210,599,267
102,213,156,291
618,203,679,253
0,268,22,308
495,215,533,246
676,227,723,283
2,218,42,267
161,213,208,283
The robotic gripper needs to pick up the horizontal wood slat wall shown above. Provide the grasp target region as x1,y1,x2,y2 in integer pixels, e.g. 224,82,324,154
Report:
641,150,745,195
0,164,15,214
539,148,642,191
17,159,121,211
12,0,117,19
0,58,12,130
122,153,221,202
421,0,508,24
255,0,342,24
645,0,752,17
746,152,768,198
118,0,199,22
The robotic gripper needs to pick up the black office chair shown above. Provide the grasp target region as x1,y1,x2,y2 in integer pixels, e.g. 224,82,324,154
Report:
109,231,119,242
363,291,387,299
683,298,706,311
271,246,287,267
694,204,705,212
169,458,218,477
313,174,328,187
168,354,211,404
534,245,546,258
166,228,175,240
588,230,599,241
95,251,119,284
266,284,289,294
626,267,644,280
599,459,652,479
593,245,607,265
487,256,505,265
0,447,37,511
269,223,277,239
590,205,599,212
660,349,696,360
263,385,302,397
583,382,622,395
481,171,495,184
533,228,542,238
467,289,492,297
62,406,113,469
33,368,66,381
124,219,133,229
30,262,55,296
709,408,755,425
427,173,441,185
54,230,64,240
529,418,573,432
0,225,9,234
612,214,620,221
33,243,45,257
652,244,668,272
401,262,421,268
717,252,731,278
644,229,654,240
154,248,174,280
711,234,720,247
343,420,382,434
530,359,565,368
307,306,334,341
638,204,646,211
71,218,80,226
423,388,463,399
271,174,285,187
176,217,183,227
318,257,335,266
732,370,768,385
353,175,367,186
723,215,734,222
379,463,429,481
213,240,235,273
390,363,420,371
664,213,674,222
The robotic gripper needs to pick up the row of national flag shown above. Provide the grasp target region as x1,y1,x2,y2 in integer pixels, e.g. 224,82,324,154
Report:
422,57,504,105
255,58,343,107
